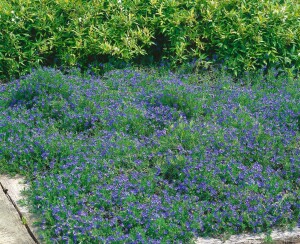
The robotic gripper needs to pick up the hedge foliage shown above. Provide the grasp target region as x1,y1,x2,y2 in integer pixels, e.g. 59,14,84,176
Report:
1,0,300,80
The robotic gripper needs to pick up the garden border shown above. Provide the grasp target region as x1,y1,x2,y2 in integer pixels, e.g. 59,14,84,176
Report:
196,227,300,243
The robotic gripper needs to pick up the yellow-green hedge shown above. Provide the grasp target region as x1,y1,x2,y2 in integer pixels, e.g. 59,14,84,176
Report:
1,0,300,80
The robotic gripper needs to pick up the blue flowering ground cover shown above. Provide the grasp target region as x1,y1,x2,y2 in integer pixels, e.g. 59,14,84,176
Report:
0,67,300,243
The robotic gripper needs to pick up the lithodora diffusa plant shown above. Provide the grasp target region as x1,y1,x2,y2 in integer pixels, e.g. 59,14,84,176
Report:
0,67,300,242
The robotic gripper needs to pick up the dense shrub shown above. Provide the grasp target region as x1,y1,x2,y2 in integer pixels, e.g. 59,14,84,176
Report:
1,68,299,242
1,0,300,80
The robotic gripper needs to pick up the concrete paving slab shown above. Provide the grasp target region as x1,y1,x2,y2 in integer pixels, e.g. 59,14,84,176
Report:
0,175,38,244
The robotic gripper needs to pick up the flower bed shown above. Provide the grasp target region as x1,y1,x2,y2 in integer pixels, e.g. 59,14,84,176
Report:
0,67,299,242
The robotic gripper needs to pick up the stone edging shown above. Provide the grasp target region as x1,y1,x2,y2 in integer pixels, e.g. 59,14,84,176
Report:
195,227,300,244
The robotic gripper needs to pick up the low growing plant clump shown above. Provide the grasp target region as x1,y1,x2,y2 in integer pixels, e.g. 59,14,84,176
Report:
0,68,299,242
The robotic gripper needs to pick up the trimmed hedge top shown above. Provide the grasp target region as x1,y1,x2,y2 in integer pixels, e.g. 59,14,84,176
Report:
1,0,300,80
